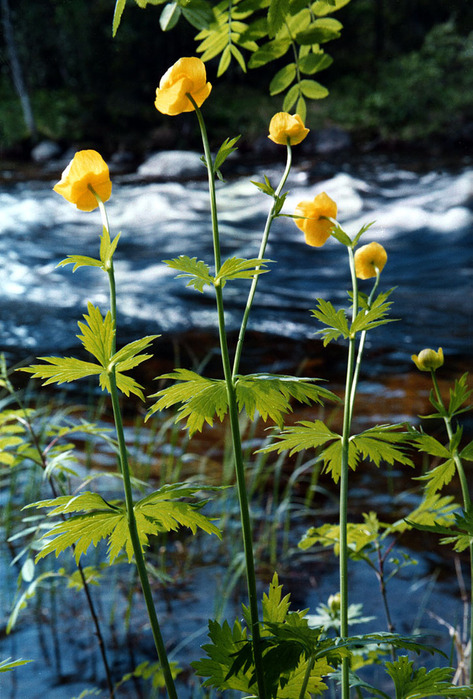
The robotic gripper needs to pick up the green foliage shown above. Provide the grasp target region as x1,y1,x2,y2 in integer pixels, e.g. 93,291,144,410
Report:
27,483,221,564
214,134,241,179
58,227,121,274
311,287,395,346
264,421,412,482
192,573,336,697
407,508,473,554
164,255,271,292
148,370,336,434
20,303,158,400
384,655,473,698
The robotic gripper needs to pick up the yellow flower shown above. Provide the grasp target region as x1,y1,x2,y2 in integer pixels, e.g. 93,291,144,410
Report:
154,57,212,116
294,192,337,247
53,150,112,212
354,242,387,279
268,112,309,146
411,347,444,372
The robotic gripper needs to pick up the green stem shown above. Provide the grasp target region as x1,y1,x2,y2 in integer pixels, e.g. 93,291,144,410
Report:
348,270,380,425
339,246,359,698
232,143,292,378
94,193,177,699
430,369,473,682
191,97,267,699
108,370,177,699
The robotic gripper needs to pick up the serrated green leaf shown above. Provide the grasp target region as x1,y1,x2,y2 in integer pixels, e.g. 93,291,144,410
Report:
311,298,350,345
57,255,102,272
77,302,114,367
415,459,456,495
351,425,414,469
148,371,335,434
20,357,103,386
263,419,340,456
269,62,296,95
214,257,271,287
385,655,472,698
164,255,213,292
29,484,220,564
192,619,252,692
393,493,458,534
99,227,121,270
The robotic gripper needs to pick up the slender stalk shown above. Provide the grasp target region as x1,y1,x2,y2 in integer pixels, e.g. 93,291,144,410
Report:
339,245,359,698
107,369,177,699
430,370,473,682
94,192,178,699
191,97,267,699
232,143,293,378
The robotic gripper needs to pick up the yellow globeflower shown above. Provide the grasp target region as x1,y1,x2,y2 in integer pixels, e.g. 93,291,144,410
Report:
411,347,444,372
154,57,212,116
354,242,387,279
294,192,337,247
53,150,112,212
268,112,309,146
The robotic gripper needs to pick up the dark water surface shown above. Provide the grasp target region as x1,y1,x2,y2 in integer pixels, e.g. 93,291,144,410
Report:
1,154,472,368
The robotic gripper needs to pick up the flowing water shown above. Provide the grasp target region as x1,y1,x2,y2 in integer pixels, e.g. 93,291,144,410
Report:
0,154,472,365
1,153,472,696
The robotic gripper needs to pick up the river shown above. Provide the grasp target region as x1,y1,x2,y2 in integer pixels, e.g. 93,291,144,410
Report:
1,153,472,369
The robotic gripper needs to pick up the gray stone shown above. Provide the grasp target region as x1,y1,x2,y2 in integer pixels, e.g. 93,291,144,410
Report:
137,150,205,179
31,140,61,163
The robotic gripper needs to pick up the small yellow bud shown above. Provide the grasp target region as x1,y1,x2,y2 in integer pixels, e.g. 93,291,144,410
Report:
411,347,444,372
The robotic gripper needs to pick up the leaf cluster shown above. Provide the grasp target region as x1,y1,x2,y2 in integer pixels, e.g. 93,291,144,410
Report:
20,303,158,400
147,369,337,434
164,254,271,293
311,288,395,346
264,421,412,483
26,482,222,564
113,0,351,120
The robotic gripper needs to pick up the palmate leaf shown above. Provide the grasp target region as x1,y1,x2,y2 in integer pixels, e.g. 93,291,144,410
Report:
351,425,414,469
28,484,221,564
350,289,396,335
192,619,252,692
263,419,340,457
311,298,350,345
148,371,336,434
407,509,473,553
385,655,473,698
164,255,213,292
392,493,458,534
214,257,271,287
299,513,381,557
20,303,157,400
58,227,121,273
415,459,456,495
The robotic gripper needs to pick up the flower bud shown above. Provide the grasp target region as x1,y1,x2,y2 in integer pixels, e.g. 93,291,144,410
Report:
268,112,309,146
294,192,337,247
53,150,112,212
354,242,387,279
154,57,212,116
411,347,444,372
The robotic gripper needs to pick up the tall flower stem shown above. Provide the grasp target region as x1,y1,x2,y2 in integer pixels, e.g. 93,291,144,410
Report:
95,195,178,699
232,143,293,378
339,245,360,698
430,370,473,682
192,98,267,699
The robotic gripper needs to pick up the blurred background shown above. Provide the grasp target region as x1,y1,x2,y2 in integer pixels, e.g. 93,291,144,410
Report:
1,0,473,158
